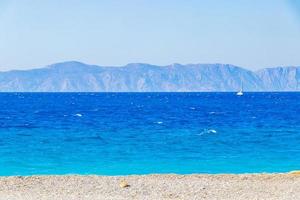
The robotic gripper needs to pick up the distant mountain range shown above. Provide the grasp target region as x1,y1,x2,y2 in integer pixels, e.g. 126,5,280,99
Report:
0,61,299,92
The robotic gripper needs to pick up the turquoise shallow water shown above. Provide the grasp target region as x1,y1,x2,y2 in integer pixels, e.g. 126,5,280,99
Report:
0,92,299,176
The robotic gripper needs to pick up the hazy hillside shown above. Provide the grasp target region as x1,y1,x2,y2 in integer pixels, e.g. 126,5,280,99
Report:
0,61,298,92
256,67,300,91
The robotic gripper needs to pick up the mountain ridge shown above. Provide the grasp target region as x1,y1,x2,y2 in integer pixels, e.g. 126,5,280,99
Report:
0,61,299,92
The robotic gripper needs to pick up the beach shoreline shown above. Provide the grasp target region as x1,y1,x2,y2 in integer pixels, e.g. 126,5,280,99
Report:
0,173,300,200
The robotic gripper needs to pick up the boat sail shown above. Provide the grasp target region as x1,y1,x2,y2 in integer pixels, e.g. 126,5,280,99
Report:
236,81,243,96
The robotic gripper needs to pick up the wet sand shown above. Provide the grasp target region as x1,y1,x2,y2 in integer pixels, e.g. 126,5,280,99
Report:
0,173,300,200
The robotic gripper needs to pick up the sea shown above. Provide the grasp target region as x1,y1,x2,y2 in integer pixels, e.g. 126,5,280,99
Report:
0,92,299,176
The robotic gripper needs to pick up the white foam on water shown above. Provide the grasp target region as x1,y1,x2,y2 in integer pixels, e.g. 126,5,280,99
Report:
75,113,82,117
198,129,217,135
208,129,217,134
156,121,163,124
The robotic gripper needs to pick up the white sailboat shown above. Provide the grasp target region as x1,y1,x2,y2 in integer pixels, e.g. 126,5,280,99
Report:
236,81,243,96
236,89,243,96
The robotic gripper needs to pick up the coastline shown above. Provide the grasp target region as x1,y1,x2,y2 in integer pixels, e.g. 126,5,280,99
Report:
0,173,300,200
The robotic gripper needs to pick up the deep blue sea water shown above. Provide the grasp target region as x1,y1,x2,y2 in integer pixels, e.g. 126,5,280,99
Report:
0,92,299,176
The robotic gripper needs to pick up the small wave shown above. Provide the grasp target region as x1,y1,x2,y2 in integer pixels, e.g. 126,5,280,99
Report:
198,129,217,135
75,113,82,117
189,107,196,110
155,121,163,124
209,111,226,115
208,129,217,134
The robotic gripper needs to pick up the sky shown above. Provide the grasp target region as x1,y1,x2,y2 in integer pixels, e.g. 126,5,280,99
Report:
0,0,300,71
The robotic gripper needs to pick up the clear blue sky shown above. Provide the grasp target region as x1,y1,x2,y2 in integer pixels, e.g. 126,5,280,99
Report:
0,0,300,70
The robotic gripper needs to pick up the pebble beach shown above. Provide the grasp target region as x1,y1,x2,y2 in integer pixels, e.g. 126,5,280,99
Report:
0,173,300,200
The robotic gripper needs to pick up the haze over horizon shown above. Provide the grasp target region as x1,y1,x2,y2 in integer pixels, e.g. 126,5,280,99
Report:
0,60,299,73
1,0,300,71
0,61,298,92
